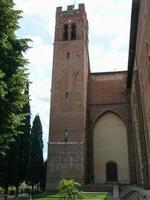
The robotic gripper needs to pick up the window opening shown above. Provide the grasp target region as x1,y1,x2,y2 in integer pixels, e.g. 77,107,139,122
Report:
71,23,76,40
66,52,70,59
64,129,68,142
65,91,69,99
63,24,68,41
146,41,150,64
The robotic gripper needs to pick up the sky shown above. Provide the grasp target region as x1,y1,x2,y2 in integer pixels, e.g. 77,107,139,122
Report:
14,0,132,160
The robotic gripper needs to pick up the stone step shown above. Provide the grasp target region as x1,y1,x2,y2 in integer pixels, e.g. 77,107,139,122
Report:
83,184,113,192
119,186,144,200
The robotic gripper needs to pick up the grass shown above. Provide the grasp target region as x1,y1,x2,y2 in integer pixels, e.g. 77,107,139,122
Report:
32,192,107,200
1,192,107,200
83,192,107,200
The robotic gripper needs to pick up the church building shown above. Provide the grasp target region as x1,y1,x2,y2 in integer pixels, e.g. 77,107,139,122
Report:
46,0,150,190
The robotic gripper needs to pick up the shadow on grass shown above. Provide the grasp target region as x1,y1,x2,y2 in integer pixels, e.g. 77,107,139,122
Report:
32,192,107,200
4,192,107,200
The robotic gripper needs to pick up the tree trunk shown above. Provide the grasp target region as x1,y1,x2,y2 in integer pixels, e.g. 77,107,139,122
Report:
4,184,8,200
31,184,34,194
15,184,19,198
37,183,41,191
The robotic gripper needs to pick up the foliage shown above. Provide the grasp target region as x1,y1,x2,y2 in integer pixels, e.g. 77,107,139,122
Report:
0,0,30,153
19,82,31,183
0,82,31,196
57,179,83,200
40,160,47,191
0,153,8,189
28,114,44,188
6,136,20,187
0,186,4,194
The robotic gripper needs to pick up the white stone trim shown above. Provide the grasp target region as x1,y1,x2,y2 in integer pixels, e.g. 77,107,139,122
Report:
48,141,84,145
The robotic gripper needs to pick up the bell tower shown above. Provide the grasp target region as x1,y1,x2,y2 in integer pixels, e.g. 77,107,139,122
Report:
46,4,89,190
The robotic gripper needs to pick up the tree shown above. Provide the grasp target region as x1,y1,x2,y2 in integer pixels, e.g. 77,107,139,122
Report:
19,82,31,183
40,160,47,191
0,153,9,196
0,0,30,153
28,114,44,190
7,82,31,196
0,82,31,197
0,135,21,197
6,136,20,196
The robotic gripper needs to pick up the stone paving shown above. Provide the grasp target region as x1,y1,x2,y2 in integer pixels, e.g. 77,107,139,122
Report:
119,185,150,200
112,185,120,200
130,186,150,200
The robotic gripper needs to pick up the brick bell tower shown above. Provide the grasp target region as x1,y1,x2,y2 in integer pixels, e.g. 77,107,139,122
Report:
46,4,89,190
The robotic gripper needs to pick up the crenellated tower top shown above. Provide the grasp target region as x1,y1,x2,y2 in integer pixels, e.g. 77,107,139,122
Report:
56,4,85,16
54,4,88,42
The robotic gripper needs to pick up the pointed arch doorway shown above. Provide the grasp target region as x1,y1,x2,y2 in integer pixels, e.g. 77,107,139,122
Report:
93,111,130,184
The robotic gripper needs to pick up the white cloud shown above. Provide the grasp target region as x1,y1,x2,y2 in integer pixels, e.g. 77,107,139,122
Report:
14,0,56,16
23,35,52,158
26,36,53,79
14,0,132,159
30,78,51,158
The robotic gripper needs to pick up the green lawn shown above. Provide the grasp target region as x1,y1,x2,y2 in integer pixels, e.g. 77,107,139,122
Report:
0,192,107,200
32,193,107,200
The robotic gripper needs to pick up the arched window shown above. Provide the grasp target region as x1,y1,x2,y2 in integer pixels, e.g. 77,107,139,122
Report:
63,24,68,41
71,23,76,40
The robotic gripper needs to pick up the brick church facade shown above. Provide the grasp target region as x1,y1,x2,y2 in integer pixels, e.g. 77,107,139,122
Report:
46,0,150,190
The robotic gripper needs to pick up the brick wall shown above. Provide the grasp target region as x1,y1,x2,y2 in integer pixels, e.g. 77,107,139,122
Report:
87,71,136,183
130,0,150,186
46,4,89,191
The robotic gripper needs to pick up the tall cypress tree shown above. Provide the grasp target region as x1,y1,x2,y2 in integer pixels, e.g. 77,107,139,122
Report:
28,114,44,190
19,82,31,183
0,0,30,153
40,160,47,191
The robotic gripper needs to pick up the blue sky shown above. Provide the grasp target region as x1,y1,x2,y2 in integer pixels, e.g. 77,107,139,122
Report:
14,0,132,160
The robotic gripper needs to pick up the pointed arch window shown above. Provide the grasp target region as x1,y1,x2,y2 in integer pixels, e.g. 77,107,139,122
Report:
71,23,76,40
63,24,68,41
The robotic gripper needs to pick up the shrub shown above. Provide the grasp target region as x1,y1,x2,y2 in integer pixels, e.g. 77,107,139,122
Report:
0,187,4,195
57,179,83,200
